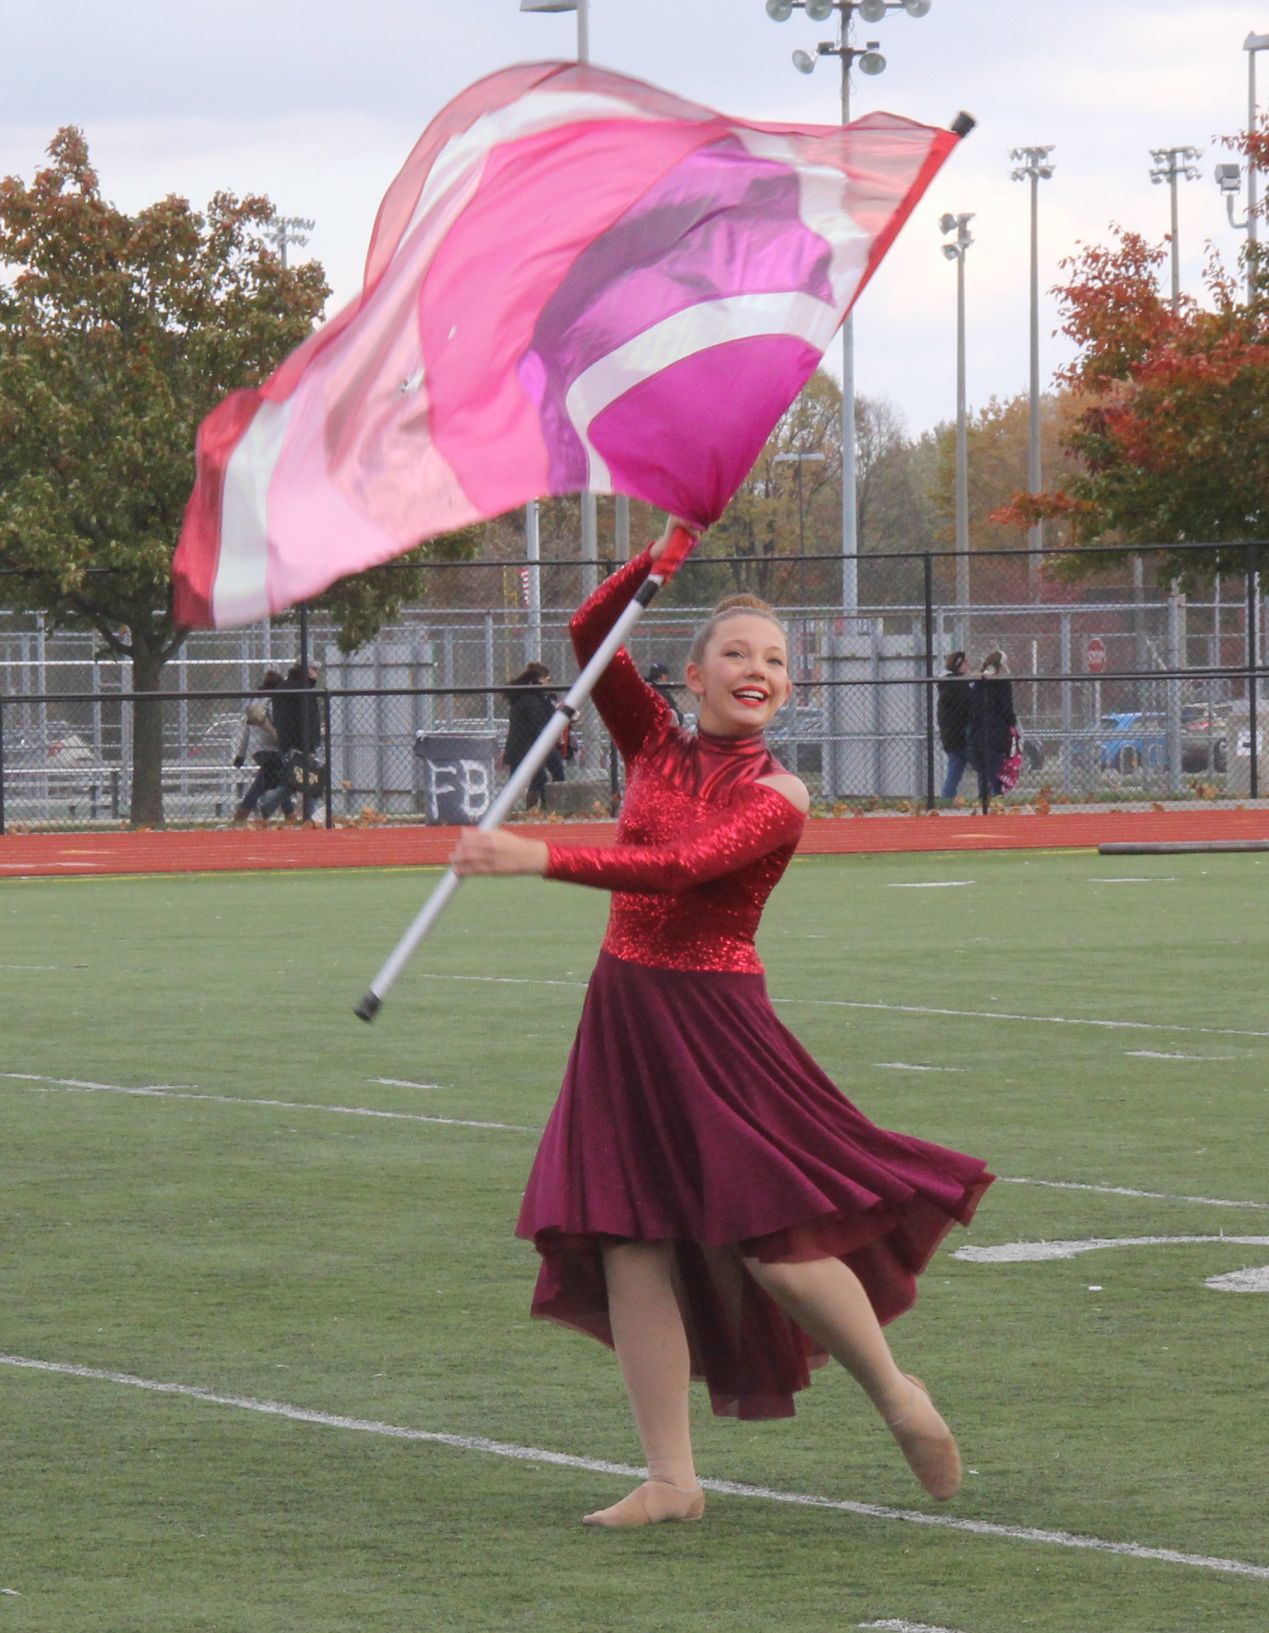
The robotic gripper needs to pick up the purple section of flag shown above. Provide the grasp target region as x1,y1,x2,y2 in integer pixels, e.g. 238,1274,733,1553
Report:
522,137,835,495
591,335,822,523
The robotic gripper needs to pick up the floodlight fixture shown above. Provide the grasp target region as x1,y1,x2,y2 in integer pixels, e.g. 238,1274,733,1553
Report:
792,48,818,72
858,0,887,21
903,0,932,14
519,0,577,10
858,47,886,74
938,212,956,233
806,0,835,20
766,0,794,19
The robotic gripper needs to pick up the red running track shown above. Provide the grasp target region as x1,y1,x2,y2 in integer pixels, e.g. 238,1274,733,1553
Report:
2,807,1267,878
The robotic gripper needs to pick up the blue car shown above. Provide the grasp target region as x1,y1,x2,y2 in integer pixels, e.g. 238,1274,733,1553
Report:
1090,712,1167,774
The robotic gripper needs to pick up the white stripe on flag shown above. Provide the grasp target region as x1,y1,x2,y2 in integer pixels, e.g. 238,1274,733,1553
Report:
212,397,294,626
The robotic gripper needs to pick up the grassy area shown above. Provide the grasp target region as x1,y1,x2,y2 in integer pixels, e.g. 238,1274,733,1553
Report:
2,849,1267,1632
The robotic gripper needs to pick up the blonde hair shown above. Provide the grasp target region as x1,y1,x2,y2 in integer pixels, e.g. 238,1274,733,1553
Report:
688,593,787,667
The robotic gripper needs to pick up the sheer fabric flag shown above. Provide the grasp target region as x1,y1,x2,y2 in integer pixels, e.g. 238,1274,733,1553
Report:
174,62,960,629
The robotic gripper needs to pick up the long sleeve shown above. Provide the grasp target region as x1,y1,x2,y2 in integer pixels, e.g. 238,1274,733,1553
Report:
545,782,805,895
569,547,672,763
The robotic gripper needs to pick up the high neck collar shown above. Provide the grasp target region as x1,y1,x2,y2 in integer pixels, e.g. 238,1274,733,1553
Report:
695,725,768,758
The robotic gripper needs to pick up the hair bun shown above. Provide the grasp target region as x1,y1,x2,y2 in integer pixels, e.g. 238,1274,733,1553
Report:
712,592,775,616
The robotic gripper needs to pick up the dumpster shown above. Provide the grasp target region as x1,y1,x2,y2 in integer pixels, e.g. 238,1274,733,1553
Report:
414,732,498,824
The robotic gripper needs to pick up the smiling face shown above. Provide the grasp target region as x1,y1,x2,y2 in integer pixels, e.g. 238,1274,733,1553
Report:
685,612,793,737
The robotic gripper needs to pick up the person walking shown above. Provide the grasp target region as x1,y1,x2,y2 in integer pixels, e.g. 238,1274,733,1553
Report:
452,518,993,1529
966,649,1018,814
261,662,323,820
935,651,970,801
503,662,565,811
231,670,284,822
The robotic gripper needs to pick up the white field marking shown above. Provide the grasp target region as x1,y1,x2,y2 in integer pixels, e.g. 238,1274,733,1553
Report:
1125,1050,1237,1062
12,1069,1264,1213
997,1177,1269,1212
886,881,975,889
0,1073,535,1133
2,1353,1267,1582
1206,1266,1269,1292
414,971,1269,1042
0,963,87,971
954,1235,1269,1264
1091,877,1175,884
872,1063,966,1074
371,1077,444,1091
861,1623,966,1633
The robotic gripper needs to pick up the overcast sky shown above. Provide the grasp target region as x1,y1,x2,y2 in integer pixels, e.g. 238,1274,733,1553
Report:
3,0,1263,438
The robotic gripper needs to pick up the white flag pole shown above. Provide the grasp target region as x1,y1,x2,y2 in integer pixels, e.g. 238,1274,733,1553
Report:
355,526,696,1021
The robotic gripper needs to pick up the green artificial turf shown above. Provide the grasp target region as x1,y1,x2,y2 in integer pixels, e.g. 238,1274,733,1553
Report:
1,849,1266,1632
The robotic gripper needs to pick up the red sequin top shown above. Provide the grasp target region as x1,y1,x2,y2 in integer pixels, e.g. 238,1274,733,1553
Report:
544,549,806,974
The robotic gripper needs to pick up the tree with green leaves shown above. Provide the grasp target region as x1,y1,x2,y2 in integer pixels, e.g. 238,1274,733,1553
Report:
0,128,478,826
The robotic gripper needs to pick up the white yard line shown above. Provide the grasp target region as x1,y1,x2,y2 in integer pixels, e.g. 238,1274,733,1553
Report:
370,1077,444,1091
886,882,975,889
8,1071,1267,1212
954,1235,1269,1264
1125,1051,1236,1062
1,1352,1266,1582
414,971,1269,1043
872,1063,966,1074
997,1177,1269,1212
861,1622,967,1633
0,1073,535,1133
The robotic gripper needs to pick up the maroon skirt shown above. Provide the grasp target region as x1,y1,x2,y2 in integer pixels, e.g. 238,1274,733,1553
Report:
517,949,993,1419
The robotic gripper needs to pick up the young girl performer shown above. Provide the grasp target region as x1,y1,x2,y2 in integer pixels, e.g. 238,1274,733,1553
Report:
452,519,994,1528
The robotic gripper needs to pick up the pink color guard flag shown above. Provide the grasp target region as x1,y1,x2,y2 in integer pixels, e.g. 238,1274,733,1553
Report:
174,61,963,628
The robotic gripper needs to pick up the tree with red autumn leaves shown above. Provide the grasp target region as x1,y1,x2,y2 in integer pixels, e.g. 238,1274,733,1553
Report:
994,124,1269,584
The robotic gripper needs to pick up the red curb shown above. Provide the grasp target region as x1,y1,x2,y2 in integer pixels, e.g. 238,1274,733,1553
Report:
2,808,1267,878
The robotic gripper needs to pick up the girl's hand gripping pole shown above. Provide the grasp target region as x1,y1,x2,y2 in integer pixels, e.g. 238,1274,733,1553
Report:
355,525,699,1021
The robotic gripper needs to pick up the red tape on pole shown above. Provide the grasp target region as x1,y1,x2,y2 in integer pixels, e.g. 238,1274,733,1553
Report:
654,525,699,582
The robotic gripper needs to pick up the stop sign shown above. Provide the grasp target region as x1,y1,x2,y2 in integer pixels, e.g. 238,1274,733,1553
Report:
1087,637,1107,673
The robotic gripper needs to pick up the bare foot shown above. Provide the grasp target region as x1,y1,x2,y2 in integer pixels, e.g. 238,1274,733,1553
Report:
885,1374,963,1500
582,1479,705,1528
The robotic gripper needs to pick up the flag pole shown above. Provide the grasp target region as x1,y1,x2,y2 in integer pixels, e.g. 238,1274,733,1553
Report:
355,525,698,1021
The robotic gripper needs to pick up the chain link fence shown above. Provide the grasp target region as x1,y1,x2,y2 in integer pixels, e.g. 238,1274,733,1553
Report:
1,544,1265,830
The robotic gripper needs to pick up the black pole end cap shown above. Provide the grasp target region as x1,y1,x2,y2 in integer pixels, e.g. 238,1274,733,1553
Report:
355,992,382,1024
951,112,976,139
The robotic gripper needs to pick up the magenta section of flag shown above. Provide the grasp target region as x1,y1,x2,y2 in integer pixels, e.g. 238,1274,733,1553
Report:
173,62,958,629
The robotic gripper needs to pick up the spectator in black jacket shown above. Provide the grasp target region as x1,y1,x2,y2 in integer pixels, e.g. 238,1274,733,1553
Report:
966,649,1018,812
260,663,323,819
645,661,683,725
936,651,970,800
504,662,565,811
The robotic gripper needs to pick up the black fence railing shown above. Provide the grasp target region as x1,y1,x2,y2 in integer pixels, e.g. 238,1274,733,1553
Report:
2,541,1265,829
1,663,1264,834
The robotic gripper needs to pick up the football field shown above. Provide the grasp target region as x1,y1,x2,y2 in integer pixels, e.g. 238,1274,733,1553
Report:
3,849,1266,1632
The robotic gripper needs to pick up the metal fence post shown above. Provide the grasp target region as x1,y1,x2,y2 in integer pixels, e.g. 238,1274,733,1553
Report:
322,688,334,828
0,694,6,837
922,551,936,809
1248,549,1260,801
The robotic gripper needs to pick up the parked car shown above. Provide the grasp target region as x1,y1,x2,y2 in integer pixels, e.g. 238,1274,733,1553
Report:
1180,703,1228,773
5,722,101,767
1069,712,1167,775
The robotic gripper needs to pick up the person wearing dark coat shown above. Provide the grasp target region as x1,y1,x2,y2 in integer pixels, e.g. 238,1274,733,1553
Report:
645,661,684,726
260,662,323,818
935,651,970,800
966,649,1018,812
504,662,565,810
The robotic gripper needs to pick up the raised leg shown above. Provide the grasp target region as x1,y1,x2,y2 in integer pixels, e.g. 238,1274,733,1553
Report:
582,1240,704,1528
743,1254,961,1500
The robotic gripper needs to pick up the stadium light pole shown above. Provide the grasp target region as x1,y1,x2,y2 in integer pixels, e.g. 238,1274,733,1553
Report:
1010,145,1054,599
265,214,315,271
1149,146,1201,312
940,212,973,611
520,0,599,594
765,0,933,617
773,450,827,553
